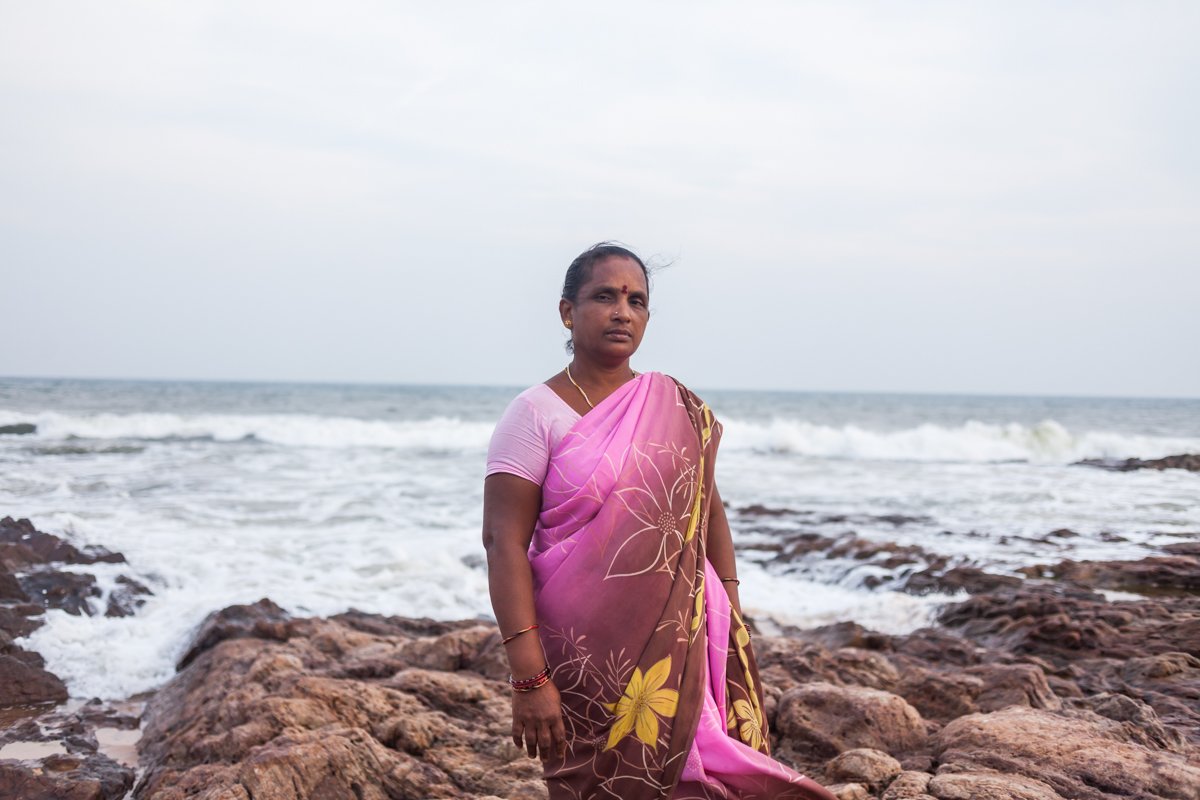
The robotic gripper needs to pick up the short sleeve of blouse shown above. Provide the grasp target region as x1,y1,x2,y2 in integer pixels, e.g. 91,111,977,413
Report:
485,392,552,486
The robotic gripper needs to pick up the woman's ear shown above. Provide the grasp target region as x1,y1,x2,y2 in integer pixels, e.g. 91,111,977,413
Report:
559,298,572,327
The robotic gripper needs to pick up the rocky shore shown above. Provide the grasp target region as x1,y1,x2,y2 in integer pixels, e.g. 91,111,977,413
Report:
1,514,1198,800
0,516,150,799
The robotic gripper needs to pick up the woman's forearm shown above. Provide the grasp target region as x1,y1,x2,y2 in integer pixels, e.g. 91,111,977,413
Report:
706,484,743,612
481,474,548,677
485,537,548,676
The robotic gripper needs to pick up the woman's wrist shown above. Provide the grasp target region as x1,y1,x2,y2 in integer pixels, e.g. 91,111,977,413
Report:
505,634,547,676
725,585,742,613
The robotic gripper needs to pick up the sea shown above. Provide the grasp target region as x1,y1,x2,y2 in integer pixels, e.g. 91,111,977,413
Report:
1,376,1197,702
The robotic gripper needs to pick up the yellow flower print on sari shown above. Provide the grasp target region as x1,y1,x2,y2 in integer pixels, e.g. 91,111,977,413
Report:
603,656,679,750
732,698,765,751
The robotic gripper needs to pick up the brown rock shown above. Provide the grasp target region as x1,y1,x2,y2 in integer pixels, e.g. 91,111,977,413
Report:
895,668,983,722
0,568,28,602
891,628,983,667
881,770,933,799
1040,555,1200,596
175,597,291,669
0,604,45,639
1073,453,1200,472
933,706,1200,799
1071,692,1188,752
18,569,101,615
1070,651,1200,744
238,726,460,800
793,621,894,652
136,606,548,800
903,566,1021,596
937,582,1200,663
826,747,902,788
0,653,68,705
104,574,153,618
755,637,841,694
927,770,1064,800
775,682,926,760
963,663,1061,713
0,753,134,800
826,783,870,800
738,504,798,517
0,516,125,567
892,656,1062,723
830,648,900,690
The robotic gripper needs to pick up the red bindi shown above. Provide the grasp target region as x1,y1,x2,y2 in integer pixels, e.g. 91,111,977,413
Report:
621,284,628,295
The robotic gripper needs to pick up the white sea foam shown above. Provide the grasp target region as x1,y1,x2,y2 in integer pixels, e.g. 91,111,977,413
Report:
17,510,494,700
3,407,1195,464
739,562,950,635
720,417,1200,464
0,409,494,452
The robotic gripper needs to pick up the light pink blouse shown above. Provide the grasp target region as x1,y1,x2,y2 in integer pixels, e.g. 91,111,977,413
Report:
485,383,581,486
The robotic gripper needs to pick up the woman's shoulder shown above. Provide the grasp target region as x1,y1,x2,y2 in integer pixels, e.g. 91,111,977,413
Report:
511,381,556,404
497,383,556,423
496,382,581,431
649,371,705,403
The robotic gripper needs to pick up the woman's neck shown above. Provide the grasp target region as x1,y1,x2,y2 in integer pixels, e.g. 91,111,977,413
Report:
567,358,635,393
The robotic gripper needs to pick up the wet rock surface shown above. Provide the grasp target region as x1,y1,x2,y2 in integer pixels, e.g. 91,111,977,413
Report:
135,600,543,800
4,516,1200,799
0,696,142,800
0,517,151,709
735,525,1023,597
1074,453,1200,472
0,517,150,799
0,516,126,569
133,566,1200,800
1022,554,1200,595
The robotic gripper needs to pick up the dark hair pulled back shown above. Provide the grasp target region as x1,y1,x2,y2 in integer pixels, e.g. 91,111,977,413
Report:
561,242,650,303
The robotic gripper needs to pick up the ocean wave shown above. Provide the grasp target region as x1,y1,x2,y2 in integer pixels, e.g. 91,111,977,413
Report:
0,409,494,453
718,418,1200,464
2,408,1195,463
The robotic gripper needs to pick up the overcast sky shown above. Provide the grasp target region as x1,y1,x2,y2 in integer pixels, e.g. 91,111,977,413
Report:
2,2,1197,397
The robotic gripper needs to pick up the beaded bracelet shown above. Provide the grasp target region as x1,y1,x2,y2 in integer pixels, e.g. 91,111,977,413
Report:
508,664,551,693
502,623,539,645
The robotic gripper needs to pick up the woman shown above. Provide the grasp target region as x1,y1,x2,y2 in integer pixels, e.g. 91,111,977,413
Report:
482,243,836,800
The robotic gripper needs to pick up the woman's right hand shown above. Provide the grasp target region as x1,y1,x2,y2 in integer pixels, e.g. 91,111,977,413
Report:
511,681,568,760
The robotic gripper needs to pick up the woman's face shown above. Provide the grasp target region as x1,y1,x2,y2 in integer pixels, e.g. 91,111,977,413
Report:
561,256,650,363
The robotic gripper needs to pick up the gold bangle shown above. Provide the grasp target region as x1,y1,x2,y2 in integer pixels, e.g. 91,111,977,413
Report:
720,577,740,585
502,623,539,645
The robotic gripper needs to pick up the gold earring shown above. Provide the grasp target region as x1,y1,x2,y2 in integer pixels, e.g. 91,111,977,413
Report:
565,321,572,329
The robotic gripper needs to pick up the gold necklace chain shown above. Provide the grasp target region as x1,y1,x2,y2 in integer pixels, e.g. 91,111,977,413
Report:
564,364,595,409
564,364,637,410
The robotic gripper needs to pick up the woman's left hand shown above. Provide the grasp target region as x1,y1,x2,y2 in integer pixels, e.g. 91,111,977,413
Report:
512,680,568,760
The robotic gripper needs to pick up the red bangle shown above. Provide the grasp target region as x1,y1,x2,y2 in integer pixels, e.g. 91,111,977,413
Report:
509,664,551,692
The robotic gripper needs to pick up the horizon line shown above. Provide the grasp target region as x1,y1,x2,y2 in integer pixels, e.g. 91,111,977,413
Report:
2,372,1197,403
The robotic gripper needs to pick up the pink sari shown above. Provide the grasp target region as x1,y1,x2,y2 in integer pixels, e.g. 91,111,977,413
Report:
529,372,836,800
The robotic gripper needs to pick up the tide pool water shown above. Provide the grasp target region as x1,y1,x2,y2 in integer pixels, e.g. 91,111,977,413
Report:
1,376,1197,700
